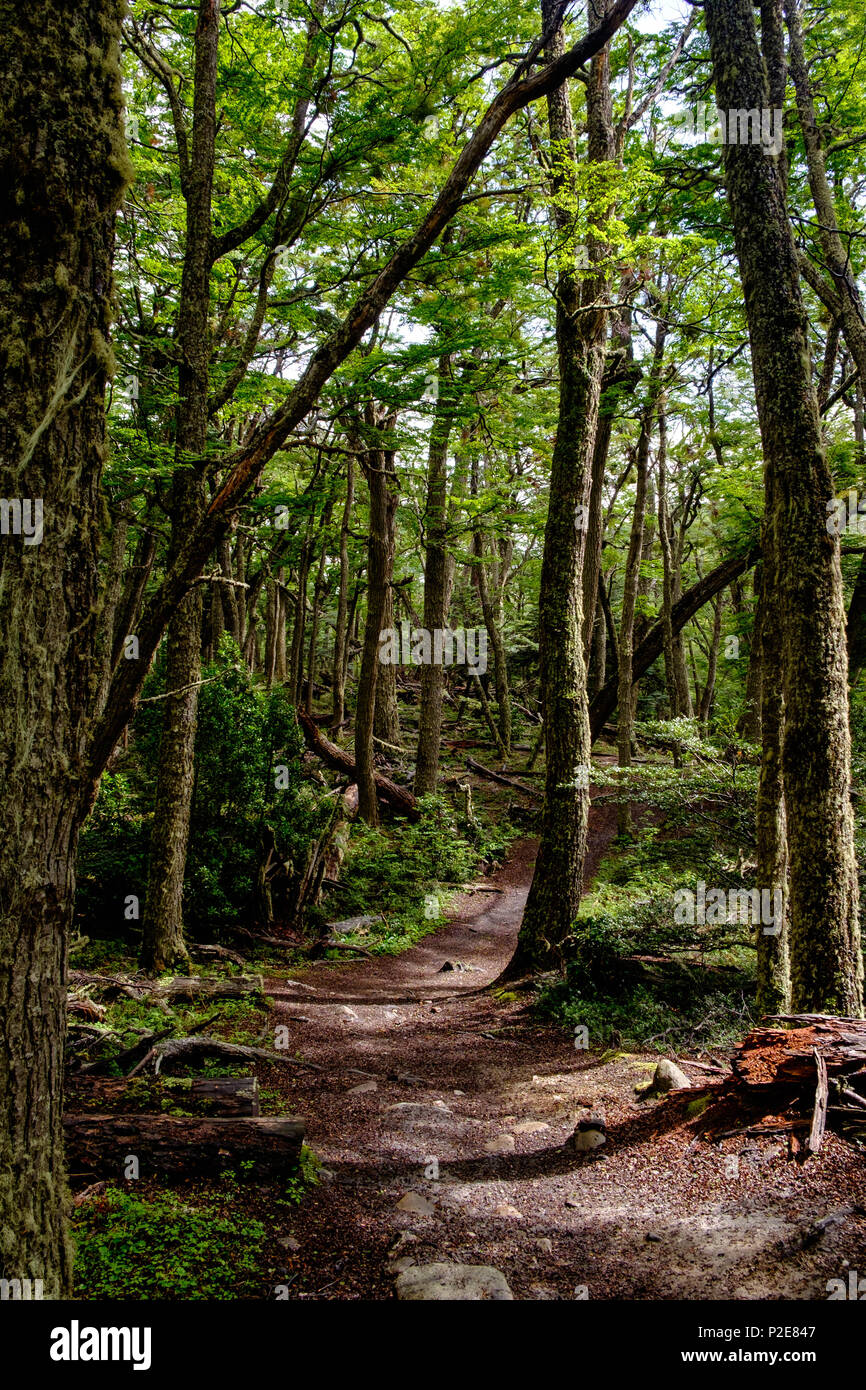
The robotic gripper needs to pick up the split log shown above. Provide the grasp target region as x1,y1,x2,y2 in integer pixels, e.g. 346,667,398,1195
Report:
64,1114,305,1180
66,1075,261,1117
807,1050,829,1156
465,757,540,798
297,709,419,820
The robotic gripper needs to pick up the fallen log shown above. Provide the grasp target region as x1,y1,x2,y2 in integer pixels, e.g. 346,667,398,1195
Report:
326,914,383,935
297,709,419,820
68,971,264,1003
320,939,374,958
67,995,107,1022
189,944,248,968
66,1075,261,1117
157,974,264,1002
145,1035,325,1075
465,757,540,798
64,1114,305,1180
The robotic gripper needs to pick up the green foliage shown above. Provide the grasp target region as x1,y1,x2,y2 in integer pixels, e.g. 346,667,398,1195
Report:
538,818,757,1050
279,1145,322,1206
76,639,331,939
320,793,512,954
73,1188,266,1300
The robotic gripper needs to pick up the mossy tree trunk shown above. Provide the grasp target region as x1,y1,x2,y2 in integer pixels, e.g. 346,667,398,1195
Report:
755,488,790,1013
617,319,666,831
0,0,131,1294
355,412,398,824
510,0,613,972
142,0,221,976
707,0,863,1015
331,453,354,728
416,353,460,793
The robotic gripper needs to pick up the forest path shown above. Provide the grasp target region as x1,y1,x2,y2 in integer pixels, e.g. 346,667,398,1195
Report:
263,797,866,1301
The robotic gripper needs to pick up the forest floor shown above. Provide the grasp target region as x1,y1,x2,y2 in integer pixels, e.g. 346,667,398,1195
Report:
260,797,866,1301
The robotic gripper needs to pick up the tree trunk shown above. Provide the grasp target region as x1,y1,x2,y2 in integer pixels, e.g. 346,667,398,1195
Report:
306,545,327,713
511,0,613,971
784,0,866,386
617,319,666,829
755,497,791,1014
373,577,401,745
738,564,763,740
416,353,460,793
288,528,311,702
657,399,679,717
706,0,862,1015
698,592,723,728
331,453,354,727
142,0,221,976
355,415,398,823
471,464,512,758
589,544,760,737
0,0,132,1296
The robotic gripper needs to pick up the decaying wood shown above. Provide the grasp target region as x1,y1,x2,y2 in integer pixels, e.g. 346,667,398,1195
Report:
65,1114,305,1179
698,1017,866,1152
320,939,374,957
326,914,383,935
146,1034,325,1075
732,1020,866,1088
807,1050,829,1156
297,709,419,819
465,756,540,798
68,970,264,1003
67,995,107,1022
189,943,248,967
66,1074,261,1117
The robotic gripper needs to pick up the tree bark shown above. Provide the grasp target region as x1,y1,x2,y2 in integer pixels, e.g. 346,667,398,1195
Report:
706,0,862,1015
355,412,399,823
416,353,461,793
0,0,131,1295
755,497,790,1014
142,0,221,976
331,452,354,727
511,0,614,971
617,319,665,828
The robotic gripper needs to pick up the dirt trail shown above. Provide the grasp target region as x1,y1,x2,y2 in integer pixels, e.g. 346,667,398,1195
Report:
265,801,866,1301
